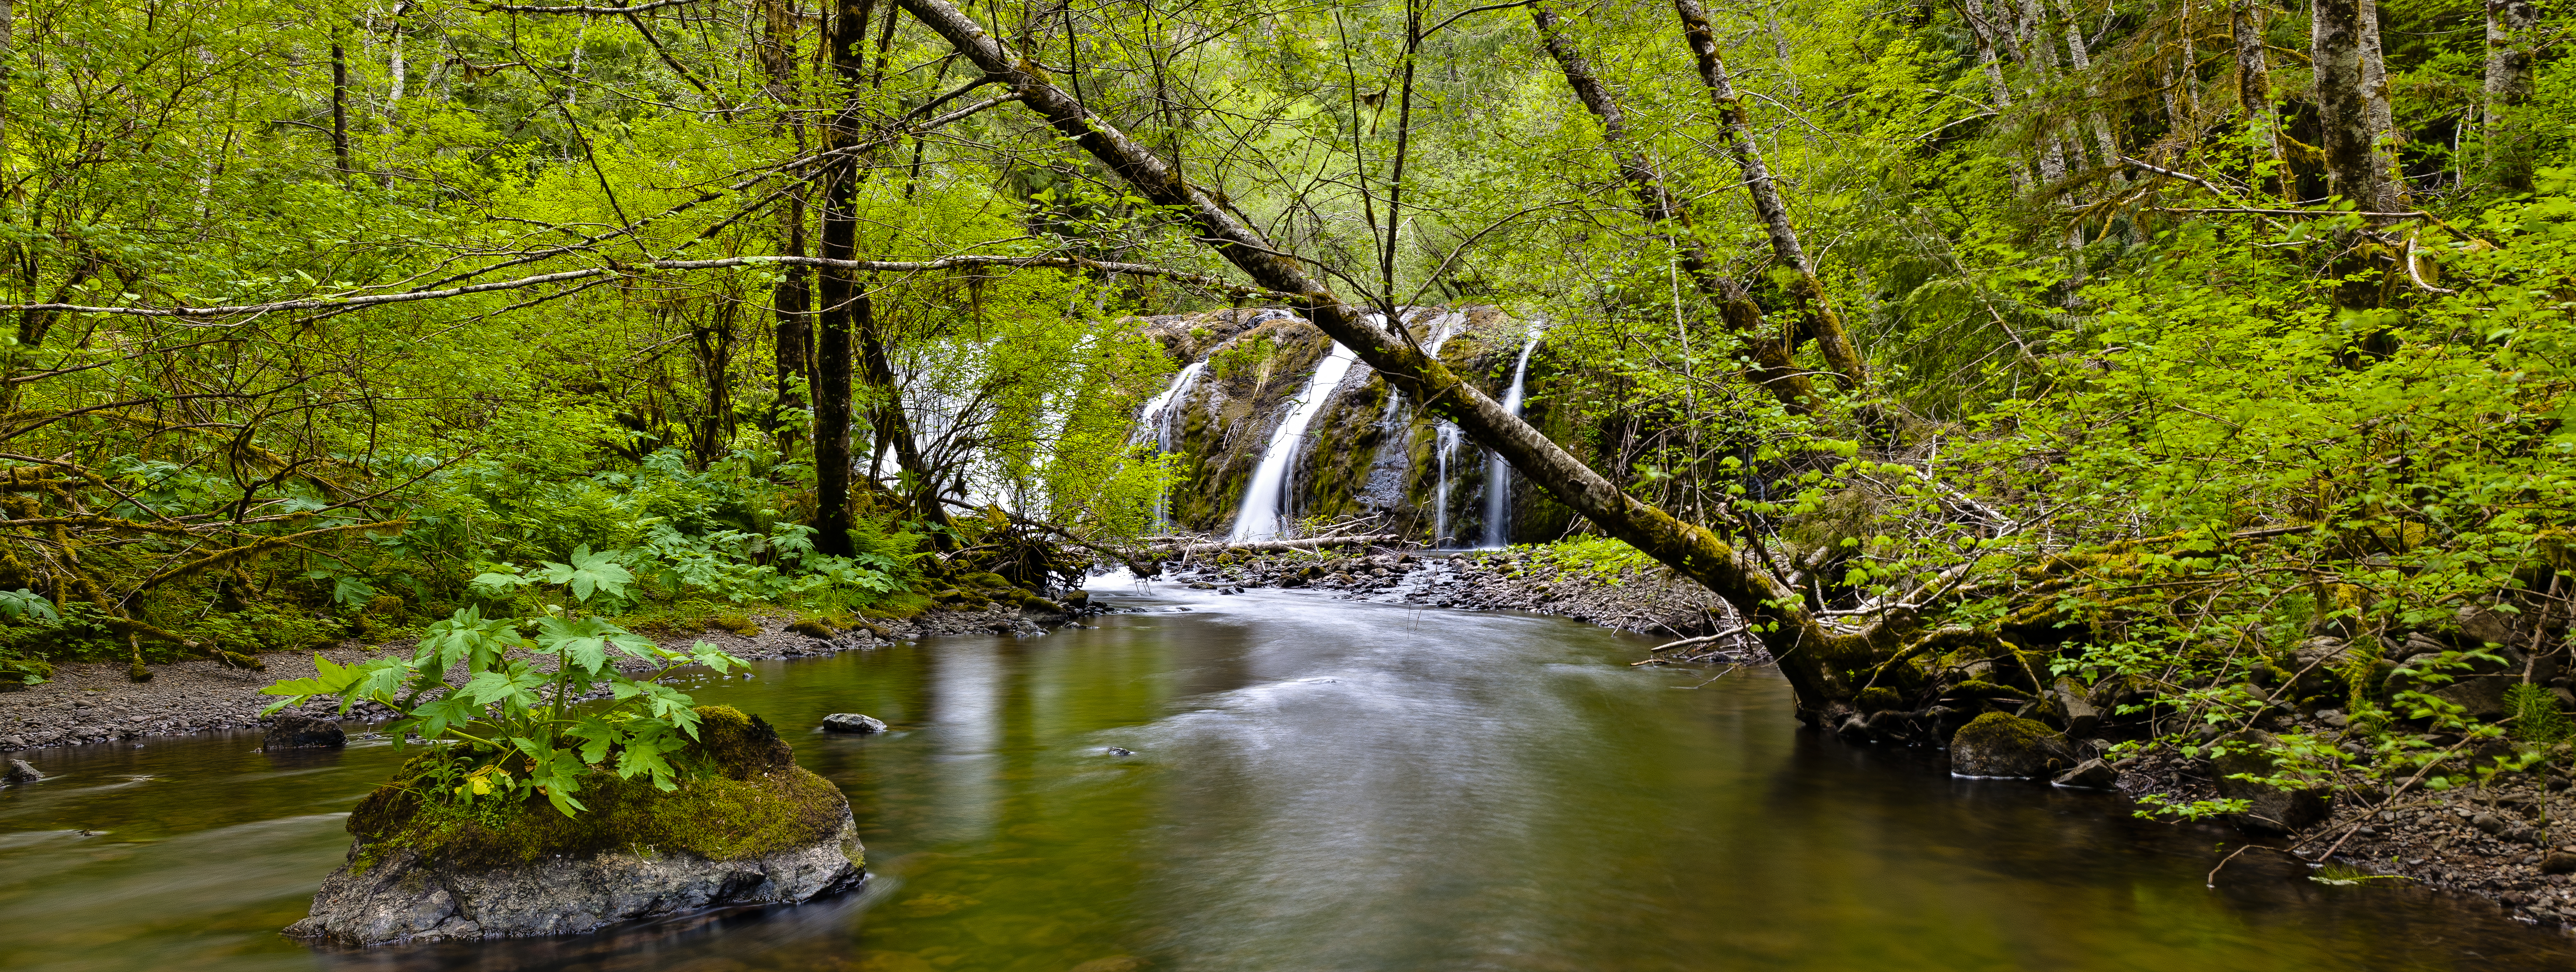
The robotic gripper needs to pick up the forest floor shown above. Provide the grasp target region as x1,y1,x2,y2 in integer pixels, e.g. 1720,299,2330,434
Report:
0,603,1048,753
1160,546,2576,931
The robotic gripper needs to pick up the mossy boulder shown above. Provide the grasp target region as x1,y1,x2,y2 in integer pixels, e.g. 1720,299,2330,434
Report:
287,706,864,946
1948,712,2080,779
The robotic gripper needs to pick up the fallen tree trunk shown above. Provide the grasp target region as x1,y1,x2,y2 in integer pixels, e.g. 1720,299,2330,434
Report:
1154,534,1403,556
890,0,1890,722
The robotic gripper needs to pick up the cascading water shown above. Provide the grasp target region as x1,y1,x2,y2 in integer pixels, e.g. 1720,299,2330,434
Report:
1421,314,1467,548
1228,343,1360,542
1137,362,1208,530
1480,330,1542,549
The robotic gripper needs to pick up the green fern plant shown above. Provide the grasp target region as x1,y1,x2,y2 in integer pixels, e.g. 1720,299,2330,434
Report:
2504,683,2571,745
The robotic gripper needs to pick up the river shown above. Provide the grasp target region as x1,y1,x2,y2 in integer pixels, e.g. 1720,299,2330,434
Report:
4,580,2572,970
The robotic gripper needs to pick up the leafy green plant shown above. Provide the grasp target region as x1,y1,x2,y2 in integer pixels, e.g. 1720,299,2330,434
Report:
2505,683,2572,744
262,561,747,817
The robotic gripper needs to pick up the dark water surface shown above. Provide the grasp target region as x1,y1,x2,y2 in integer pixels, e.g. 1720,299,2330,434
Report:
6,581,2574,971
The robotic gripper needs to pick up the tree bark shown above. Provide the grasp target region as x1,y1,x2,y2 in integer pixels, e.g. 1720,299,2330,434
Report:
810,0,873,556
762,0,813,433
2484,0,2540,191
1527,4,1821,410
891,0,1882,718
2232,0,2286,199
2355,0,2403,211
1669,0,1866,389
2310,0,2381,209
1954,0,2034,189
329,36,354,175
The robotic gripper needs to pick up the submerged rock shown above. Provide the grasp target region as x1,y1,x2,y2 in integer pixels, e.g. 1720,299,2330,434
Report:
264,713,347,750
1948,713,2079,778
822,713,887,734
287,707,863,946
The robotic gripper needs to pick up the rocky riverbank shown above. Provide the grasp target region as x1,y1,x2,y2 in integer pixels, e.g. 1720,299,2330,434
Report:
1158,546,1759,661
0,603,1055,754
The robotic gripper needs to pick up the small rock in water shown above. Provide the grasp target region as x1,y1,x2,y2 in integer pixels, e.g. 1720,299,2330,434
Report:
2051,758,2118,790
2,758,42,785
822,713,888,734
1105,747,1134,756
263,713,347,750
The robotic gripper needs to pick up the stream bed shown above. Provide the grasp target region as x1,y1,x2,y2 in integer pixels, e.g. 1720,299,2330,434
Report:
5,581,2574,971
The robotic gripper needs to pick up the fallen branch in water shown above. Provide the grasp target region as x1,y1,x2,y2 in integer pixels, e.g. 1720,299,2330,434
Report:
1153,534,1403,556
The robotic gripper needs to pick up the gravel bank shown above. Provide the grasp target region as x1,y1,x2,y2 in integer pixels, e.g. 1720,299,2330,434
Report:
0,604,1055,754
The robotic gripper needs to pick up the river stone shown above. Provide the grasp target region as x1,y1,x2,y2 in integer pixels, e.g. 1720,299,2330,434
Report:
2049,678,2100,738
822,713,887,734
2052,758,2118,790
2543,851,2576,876
1948,713,2079,778
2,758,40,785
2388,650,2522,719
2207,729,2330,834
287,809,863,945
287,706,863,946
264,713,347,750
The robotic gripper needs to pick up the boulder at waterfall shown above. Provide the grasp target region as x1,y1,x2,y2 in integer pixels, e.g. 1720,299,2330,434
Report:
286,706,863,946
1131,305,1579,544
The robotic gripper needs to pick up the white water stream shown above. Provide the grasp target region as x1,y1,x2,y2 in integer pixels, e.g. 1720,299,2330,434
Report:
1228,343,1359,542
1480,330,1542,548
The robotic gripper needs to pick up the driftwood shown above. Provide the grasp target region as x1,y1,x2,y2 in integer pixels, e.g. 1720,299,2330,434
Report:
1152,534,1402,557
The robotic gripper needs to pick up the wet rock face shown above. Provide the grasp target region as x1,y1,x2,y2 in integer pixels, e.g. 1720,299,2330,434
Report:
286,807,864,945
263,712,346,750
1948,713,2079,778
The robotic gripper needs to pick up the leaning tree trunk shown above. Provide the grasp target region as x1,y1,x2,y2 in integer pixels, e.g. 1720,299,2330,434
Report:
810,0,874,556
1669,0,1867,390
891,0,1894,720
2484,0,2540,192
1526,4,1822,410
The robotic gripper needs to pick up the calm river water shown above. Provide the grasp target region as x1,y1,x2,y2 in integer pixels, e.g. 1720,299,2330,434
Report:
4,581,2574,971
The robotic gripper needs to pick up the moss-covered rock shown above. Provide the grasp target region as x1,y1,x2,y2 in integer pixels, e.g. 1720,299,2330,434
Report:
292,706,864,945
1948,712,2079,778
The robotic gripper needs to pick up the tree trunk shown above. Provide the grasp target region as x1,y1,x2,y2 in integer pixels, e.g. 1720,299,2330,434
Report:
2484,0,2540,191
1669,0,1867,389
2012,0,2074,182
810,0,874,556
2356,0,2402,211
2310,0,2380,209
2232,0,2287,199
762,0,813,434
892,0,1885,719
330,36,354,175
1955,0,2035,189
1527,4,1821,410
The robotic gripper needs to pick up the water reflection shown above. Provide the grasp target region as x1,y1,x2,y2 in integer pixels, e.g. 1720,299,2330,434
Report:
2,582,2573,971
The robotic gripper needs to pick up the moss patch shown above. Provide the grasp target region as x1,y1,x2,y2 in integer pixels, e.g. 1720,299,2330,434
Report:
347,706,851,874
1951,711,2061,751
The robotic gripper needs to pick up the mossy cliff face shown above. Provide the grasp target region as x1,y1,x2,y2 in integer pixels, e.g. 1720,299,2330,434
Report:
286,706,863,946
1138,305,1590,543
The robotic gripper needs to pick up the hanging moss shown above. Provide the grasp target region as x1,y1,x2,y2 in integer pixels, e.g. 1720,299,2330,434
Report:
345,707,852,875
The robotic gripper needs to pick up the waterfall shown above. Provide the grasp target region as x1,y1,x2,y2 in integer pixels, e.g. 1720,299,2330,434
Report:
1479,331,1542,549
1422,313,1466,548
1228,343,1360,542
1137,362,1207,529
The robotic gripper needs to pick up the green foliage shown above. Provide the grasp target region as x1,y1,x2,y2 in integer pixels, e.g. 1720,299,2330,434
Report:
263,564,748,818
2505,684,2572,744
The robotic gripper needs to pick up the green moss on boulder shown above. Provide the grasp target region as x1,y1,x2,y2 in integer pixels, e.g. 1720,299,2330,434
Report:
1948,712,2079,778
347,706,852,874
